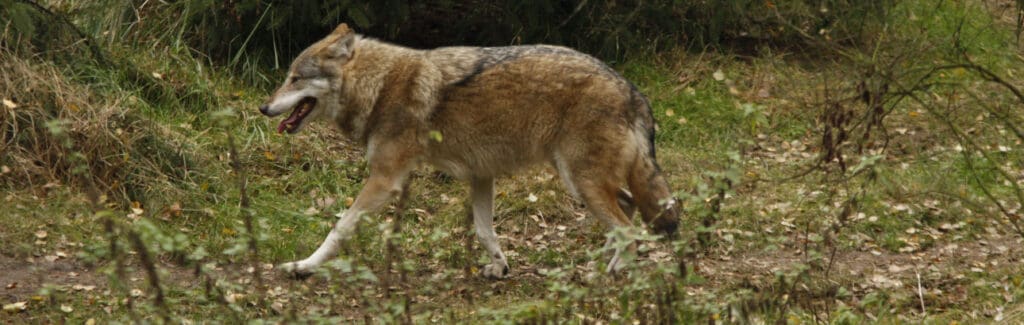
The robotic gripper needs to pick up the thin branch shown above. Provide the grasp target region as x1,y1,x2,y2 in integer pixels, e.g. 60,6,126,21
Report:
226,122,265,305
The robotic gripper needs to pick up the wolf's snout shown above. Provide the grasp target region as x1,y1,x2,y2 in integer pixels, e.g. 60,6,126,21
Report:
259,104,272,116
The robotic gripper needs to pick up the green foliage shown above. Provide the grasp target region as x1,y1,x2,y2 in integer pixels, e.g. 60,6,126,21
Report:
0,0,39,43
4,0,1024,323
67,0,894,68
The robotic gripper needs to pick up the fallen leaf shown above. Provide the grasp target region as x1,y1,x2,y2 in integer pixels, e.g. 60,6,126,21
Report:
2,98,17,109
165,202,182,218
72,284,96,292
315,197,336,209
3,301,27,312
527,193,538,203
60,304,73,313
303,207,319,216
712,70,726,81
34,230,48,239
225,292,245,304
5,282,16,289
870,274,903,288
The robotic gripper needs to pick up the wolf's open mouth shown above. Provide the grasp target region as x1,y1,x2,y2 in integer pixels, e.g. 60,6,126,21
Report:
278,97,317,134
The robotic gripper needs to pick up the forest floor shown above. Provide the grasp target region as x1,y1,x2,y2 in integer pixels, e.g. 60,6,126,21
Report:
3,0,1024,323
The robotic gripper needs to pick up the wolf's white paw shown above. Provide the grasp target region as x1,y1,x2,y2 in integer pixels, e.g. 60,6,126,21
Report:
277,261,314,279
481,262,510,279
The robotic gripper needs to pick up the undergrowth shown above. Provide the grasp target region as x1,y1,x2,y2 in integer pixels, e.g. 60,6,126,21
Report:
2,0,1023,323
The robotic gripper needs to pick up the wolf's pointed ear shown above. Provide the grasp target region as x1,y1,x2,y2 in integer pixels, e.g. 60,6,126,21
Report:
324,32,356,60
331,23,351,35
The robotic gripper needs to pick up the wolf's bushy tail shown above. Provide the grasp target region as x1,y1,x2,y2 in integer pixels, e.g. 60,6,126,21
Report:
626,90,680,236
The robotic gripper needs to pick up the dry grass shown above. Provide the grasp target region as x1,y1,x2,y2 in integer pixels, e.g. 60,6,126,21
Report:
0,50,193,203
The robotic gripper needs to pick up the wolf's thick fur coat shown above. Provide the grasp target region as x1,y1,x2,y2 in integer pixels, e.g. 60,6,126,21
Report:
261,24,679,277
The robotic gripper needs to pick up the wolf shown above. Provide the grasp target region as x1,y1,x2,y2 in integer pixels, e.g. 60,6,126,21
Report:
260,23,680,278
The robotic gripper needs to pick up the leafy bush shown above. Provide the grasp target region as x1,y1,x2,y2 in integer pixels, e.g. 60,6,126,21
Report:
52,0,892,67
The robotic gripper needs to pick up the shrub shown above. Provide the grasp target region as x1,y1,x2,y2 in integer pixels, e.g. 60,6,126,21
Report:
57,0,892,67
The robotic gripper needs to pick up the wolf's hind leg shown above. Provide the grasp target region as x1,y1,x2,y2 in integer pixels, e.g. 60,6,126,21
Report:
470,177,510,278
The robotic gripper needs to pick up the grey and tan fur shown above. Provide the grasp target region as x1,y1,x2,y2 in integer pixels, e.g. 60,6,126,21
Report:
261,24,679,278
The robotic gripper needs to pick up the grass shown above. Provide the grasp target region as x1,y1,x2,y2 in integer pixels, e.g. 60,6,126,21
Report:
2,0,1024,323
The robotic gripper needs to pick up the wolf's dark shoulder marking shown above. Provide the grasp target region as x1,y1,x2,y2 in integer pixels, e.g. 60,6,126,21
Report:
435,45,621,87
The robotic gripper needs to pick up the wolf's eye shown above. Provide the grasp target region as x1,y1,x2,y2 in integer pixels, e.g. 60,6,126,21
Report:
290,76,301,83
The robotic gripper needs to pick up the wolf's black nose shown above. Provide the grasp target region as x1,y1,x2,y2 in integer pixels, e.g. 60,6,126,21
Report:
259,105,270,116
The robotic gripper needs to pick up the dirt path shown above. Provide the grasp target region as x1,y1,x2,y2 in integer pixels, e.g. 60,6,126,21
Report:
2,233,1021,319
1,255,99,301
3,234,1020,298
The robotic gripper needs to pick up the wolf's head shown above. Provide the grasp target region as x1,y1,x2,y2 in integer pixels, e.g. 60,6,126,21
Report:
259,23,356,134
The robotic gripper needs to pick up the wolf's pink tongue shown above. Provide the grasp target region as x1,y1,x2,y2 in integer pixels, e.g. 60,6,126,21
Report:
278,110,303,133
277,116,296,133
277,120,288,133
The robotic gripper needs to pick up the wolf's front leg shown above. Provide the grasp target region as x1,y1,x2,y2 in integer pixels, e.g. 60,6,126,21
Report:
605,239,637,273
279,148,415,277
277,208,364,276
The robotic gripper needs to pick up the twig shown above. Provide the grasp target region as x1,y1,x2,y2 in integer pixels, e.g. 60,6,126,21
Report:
199,267,242,322
226,130,264,301
556,0,589,28
698,177,731,250
103,218,139,324
899,90,1024,239
462,198,475,279
382,178,413,323
382,179,411,295
13,0,115,67
126,229,172,323
916,271,926,316
14,0,167,104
